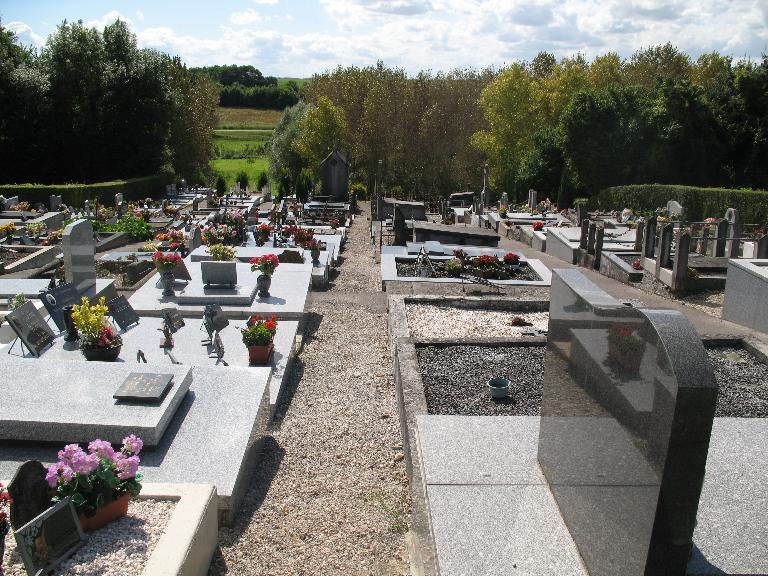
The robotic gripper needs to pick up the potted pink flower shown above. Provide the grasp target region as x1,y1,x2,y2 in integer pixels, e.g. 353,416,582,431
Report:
46,435,143,532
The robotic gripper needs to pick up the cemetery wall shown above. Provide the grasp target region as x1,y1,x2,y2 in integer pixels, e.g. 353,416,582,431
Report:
0,173,173,207
595,184,768,224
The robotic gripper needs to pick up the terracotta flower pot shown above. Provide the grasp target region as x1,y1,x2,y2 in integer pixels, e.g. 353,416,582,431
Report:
248,343,274,365
78,493,130,532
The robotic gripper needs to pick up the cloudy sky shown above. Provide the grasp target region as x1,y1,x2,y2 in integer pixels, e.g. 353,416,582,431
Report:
3,0,767,77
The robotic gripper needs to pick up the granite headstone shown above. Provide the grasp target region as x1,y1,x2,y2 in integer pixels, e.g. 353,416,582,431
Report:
62,219,96,293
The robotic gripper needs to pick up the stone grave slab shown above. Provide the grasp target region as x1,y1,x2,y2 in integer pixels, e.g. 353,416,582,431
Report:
0,363,270,524
129,262,310,319
538,268,718,576
0,356,191,447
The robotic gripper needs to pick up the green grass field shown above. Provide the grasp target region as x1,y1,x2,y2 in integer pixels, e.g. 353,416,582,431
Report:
277,77,309,90
211,158,270,189
217,107,283,130
213,129,272,157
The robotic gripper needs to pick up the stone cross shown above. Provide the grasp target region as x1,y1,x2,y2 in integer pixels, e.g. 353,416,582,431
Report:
63,219,96,293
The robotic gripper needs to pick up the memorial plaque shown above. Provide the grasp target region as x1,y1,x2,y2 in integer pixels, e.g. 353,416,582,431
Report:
161,308,185,333
170,259,192,281
8,461,51,530
5,301,56,357
106,295,140,331
113,372,174,402
538,269,718,576
14,497,86,576
40,282,80,331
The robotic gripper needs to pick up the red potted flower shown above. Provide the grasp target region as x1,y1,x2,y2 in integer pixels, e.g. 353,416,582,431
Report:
503,252,520,266
606,325,645,377
532,220,545,231
241,315,278,364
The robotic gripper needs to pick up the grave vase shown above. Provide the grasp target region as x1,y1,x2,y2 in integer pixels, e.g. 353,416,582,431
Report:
311,247,320,264
81,344,121,362
160,270,176,297
78,493,130,532
248,343,274,365
257,274,271,298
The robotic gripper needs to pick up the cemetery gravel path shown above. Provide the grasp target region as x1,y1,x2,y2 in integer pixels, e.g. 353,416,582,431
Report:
210,203,410,576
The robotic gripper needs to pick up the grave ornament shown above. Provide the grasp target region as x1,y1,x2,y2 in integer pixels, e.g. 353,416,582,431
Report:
114,372,174,403
106,295,140,331
5,301,56,357
8,461,50,530
14,497,86,576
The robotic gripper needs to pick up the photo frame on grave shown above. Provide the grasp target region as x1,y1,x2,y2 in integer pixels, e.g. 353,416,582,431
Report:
5,301,56,357
40,282,80,332
106,295,140,331
14,497,86,576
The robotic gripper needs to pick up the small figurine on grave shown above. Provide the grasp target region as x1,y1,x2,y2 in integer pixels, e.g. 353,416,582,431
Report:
159,319,174,349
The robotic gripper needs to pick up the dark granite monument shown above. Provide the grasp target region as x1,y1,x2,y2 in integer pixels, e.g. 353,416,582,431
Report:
538,269,718,576
319,149,349,202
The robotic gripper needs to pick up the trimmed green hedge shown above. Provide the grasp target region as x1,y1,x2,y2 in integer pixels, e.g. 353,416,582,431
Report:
594,184,768,224
0,174,174,207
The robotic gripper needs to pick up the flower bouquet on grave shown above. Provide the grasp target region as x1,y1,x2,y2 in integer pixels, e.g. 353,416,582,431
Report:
0,481,10,574
153,251,183,296
503,252,520,266
242,315,278,364
257,223,273,241
532,220,545,232
0,223,16,240
47,436,143,532
498,207,508,218
470,254,500,279
606,325,645,377
250,254,279,297
294,228,315,248
72,297,123,361
329,217,340,230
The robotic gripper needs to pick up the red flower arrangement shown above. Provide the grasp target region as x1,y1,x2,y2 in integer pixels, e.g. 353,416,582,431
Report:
503,252,520,265
257,223,273,236
97,325,121,349
532,220,545,231
153,251,182,271
249,254,280,277
632,258,643,270
473,254,500,268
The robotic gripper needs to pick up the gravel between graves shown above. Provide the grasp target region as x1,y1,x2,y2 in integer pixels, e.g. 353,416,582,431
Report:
417,345,545,416
406,304,548,339
2,499,175,576
708,346,768,417
211,203,409,576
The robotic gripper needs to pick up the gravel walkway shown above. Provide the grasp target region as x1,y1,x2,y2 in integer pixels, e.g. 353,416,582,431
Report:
417,345,545,416
211,204,409,575
2,499,175,576
407,305,548,339
708,346,768,417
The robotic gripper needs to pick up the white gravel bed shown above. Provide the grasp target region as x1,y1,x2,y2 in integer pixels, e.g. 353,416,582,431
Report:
677,290,724,319
2,499,175,576
212,202,409,575
406,304,549,339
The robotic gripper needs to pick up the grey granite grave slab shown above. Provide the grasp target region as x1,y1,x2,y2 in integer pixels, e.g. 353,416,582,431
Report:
0,356,191,447
539,268,718,576
0,363,271,524
722,259,768,333
546,228,580,264
62,219,96,293
417,415,544,485
128,262,310,319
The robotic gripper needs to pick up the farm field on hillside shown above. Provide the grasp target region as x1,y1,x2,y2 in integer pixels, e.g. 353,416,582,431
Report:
217,107,282,129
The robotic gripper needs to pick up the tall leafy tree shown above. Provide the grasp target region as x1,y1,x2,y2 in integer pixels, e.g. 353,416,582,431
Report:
292,96,348,172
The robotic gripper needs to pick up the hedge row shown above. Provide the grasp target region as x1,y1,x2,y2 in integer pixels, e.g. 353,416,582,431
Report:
0,174,174,208
594,184,768,224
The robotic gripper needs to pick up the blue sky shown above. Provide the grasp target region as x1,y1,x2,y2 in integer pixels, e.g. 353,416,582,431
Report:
3,0,767,77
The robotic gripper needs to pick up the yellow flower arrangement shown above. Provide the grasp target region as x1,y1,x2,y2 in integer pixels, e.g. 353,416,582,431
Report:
71,297,109,340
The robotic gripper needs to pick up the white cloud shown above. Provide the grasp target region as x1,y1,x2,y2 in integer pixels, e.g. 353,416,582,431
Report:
5,21,46,47
230,9,265,25
85,10,133,30
253,0,280,4
136,11,145,21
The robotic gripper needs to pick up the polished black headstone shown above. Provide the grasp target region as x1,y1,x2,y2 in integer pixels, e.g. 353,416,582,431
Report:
5,301,56,357
14,497,85,576
114,372,174,402
538,269,718,576
40,282,80,331
8,460,51,530
169,259,192,281
106,295,140,331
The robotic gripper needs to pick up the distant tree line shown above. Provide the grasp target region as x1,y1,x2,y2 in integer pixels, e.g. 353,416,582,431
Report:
191,64,300,109
271,47,768,205
0,19,218,185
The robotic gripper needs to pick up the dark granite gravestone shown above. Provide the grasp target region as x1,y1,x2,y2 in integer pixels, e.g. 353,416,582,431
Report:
106,295,140,331
277,250,304,264
8,461,51,530
14,497,85,576
114,372,174,403
538,268,718,576
40,282,81,332
5,301,56,357
169,259,192,282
